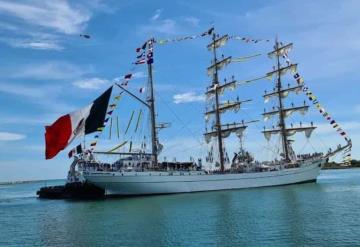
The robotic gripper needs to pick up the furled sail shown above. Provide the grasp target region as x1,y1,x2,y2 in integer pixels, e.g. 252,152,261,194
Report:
268,43,293,59
263,105,309,121
204,125,247,143
262,126,316,141
207,56,232,76
205,100,251,122
264,85,303,103
206,76,267,99
207,35,229,51
266,64,298,80
206,80,237,99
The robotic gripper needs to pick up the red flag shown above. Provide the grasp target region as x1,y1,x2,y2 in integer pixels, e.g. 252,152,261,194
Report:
45,115,72,159
45,87,113,159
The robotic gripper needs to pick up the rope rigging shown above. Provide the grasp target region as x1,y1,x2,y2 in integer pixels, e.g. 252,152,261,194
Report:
76,27,351,167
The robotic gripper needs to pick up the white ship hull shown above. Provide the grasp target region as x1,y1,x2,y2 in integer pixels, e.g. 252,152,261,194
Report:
83,159,325,195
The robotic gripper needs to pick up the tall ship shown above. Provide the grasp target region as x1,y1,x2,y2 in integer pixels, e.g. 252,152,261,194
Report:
44,28,352,196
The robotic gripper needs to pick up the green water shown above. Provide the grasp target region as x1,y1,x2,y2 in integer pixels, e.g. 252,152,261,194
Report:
0,169,360,246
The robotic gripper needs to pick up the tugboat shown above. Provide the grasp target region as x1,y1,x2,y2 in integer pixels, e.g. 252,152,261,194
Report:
37,158,105,199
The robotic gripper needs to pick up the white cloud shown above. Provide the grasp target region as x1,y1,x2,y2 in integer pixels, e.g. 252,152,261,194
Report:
0,28,65,50
0,132,26,141
0,82,54,98
234,0,360,81
0,82,75,114
0,0,106,51
11,40,63,50
140,18,178,35
151,9,162,21
138,9,184,36
12,61,88,80
138,10,203,36
315,121,360,135
0,115,56,126
184,17,199,27
173,92,205,104
0,0,90,34
73,77,109,89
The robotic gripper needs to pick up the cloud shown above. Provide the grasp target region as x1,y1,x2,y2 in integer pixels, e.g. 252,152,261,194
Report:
183,17,199,27
0,0,107,51
11,61,89,80
10,40,63,50
0,0,90,34
0,82,75,114
140,18,178,35
73,77,109,89
0,115,56,126
138,11,202,37
0,82,54,98
0,132,26,141
233,0,360,81
315,121,360,135
0,28,65,50
173,92,205,104
150,9,162,21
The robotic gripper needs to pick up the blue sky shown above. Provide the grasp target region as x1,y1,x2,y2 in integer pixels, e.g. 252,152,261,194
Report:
0,0,359,182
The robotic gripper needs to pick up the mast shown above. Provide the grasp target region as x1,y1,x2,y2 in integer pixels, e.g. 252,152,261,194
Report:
204,30,255,171
147,41,158,167
115,39,158,166
211,30,225,172
263,40,316,161
275,37,290,162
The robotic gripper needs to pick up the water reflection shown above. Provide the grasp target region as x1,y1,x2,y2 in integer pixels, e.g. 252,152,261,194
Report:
2,170,360,246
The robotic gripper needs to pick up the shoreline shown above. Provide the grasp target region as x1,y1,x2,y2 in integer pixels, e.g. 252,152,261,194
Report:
0,178,64,186
322,166,360,170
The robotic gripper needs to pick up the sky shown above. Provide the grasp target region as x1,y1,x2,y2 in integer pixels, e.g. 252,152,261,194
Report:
0,0,360,182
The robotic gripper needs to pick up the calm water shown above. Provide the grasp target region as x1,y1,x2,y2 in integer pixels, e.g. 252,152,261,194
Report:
0,169,360,247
